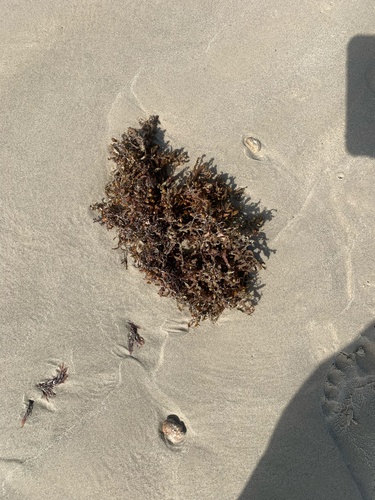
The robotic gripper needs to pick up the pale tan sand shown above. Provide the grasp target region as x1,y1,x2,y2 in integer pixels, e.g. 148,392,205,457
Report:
1,1,375,499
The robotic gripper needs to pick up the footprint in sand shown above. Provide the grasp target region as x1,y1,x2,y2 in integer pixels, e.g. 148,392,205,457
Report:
322,335,375,500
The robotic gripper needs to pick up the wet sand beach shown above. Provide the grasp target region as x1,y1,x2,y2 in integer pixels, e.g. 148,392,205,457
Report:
1,1,375,498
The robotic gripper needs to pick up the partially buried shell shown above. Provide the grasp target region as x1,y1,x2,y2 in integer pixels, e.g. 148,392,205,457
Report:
161,414,187,445
243,136,265,161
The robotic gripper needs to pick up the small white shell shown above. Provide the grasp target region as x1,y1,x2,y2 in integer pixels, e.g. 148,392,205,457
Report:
243,135,266,161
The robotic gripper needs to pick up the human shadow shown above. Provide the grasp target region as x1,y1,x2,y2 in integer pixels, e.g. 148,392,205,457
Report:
239,322,375,500
346,36,375,157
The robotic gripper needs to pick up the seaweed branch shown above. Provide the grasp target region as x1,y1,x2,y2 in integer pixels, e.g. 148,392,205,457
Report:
37,363,69,401
91,116,272,325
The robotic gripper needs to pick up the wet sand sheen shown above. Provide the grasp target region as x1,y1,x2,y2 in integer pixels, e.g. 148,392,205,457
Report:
1,1,375,499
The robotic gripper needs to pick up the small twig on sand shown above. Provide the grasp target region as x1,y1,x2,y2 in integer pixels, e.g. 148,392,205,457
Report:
20,399,34,427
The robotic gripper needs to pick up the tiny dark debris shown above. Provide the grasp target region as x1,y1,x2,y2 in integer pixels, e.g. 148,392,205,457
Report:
91,116,271,326
127,321,145,355
37,363,68,401
21,399,34,427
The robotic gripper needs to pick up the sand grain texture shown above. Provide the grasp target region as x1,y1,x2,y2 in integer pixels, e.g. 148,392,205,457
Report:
1,1,375,499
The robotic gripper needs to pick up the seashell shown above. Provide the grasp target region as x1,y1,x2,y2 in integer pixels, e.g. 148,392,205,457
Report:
243,136,266,161
244,137,261,153
161,414,187,445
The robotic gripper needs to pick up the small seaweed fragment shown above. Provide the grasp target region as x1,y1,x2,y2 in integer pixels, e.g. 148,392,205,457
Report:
127,321,145,355
21,399,34,427
37,363,68,401
91,116,271,325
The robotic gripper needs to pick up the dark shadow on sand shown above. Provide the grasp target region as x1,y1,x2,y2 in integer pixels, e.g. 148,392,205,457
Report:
346,36,375,157
238,322,375,500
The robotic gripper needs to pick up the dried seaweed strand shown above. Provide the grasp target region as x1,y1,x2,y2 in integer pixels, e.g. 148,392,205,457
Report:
37,363,68,401
20,399,34,427
127,321,145,355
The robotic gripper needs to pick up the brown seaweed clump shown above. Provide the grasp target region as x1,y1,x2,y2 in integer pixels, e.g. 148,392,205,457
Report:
91,116,268,326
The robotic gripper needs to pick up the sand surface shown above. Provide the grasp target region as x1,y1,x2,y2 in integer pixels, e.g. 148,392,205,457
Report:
1,1,375,499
